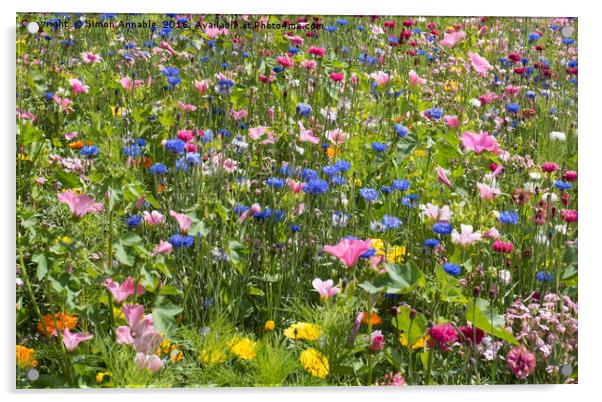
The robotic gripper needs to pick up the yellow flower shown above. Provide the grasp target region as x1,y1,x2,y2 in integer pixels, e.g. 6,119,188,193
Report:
371,239,385,256
229,337,256,360
413,149,427,158
283,322,320,341
399,334,430,350
96,371,111,383
16,345,37,369
300,348,329,378
386,245,407,264
200,349,226,366
443,80,459,92
113,307,124,320
264,320,275,331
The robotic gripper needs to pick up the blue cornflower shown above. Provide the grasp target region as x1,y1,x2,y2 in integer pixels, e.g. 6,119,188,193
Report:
394,124,409,137
126,215,142,229
199,129,214,144
381,186,393,194
272,209,285,222
426,108,444,120
360,248,376,259
253,208,272,220
234,204,250,216
324,25,337,32
536,270,554,282
372,142,388,152
161,67,180,77
360,188,379,202
123,145,143,158
562,38,575,46
336,18,348,25
334,159,351,172
322,165,340,177
555,180,572,190
296,102,312,116
392,179,410,192
186,152,201,166
383,215,401,229
290,224,301,233
424,238,440,248
165,139,186,154
216,78,234,95
45,92,55,100
303,179,329,195
506,103,520,114
528,32,541,43
498,211,519,225
300,168,318,181
80,145,99,157
175,158,189,172
173,234,194,248
266,177,285,189
432,222,452,235
331,175,346,186
137,138,147,147
149,163,168,175
526,90,536,99
443,262,461,276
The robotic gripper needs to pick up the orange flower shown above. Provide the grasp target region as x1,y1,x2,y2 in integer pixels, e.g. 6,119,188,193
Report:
362,312,382,326
67,141,85,149
157,183,166,193
37,312,78,336
16,345,37,369
326,147,340,159
143,157,153,169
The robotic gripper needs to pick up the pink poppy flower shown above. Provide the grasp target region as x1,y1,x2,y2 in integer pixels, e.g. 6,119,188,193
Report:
178,102,197,112
58,191,104,217
370,330,385,352
169,210,193,233
62,328,93,352
300,59,317,70
312,278,340,300
507,346,536,379
408,70,426,86
238,203,261,223
483,227,500,239
477,183,501,201
104,277,144,303
277,55,294,68
248,125,269,140
451,224,482,247
468,52,493,77
329,72,345,82
308,46,325,57
443,115,459,128
135,352,164,373
298,121,320,144
440,30,466,47
116,304,163,354
286,178,305,193
420,203,452,222
370,71,390,86
53,96,74,113
81,51,102,64
285,34,304,46
159,40,176,56
152,240,173,256
69,78,89,94
120,77,143,91
231,109,248,121
461,131,501,154
16,109,37,121
222,158,238,173
194,79,210,94
326,128,349,145
436,167,454,189
205,26,228,38
64,131,78,141
323,238,373,268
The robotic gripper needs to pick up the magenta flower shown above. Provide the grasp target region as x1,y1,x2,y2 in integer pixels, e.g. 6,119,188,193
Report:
151,240,173,256
238,203,261,224
408,69,426,86
81,51,101,64
436,167,454,189
194,79,210,94
169,210,193,233
428,323,458,351
370,71,390,86
298,121,320,144
104,277,144,303
440,30,466,47
468,51,493,77
311,278,340,301
507,345,536,379
116,304,163,354
143,210,165,226
323,238,373,268
135,352,164,373
443,115,459,128
69,78,89,94
58,191,104,217
370,330,385,352
461,131,501,154
62,328,93,352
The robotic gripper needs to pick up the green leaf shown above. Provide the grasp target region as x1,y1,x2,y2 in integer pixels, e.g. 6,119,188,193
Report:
159,285,182,296
391,306,427,347
55,170,81,189
385,262,426,294
114,242,135,267
32,253,48,281
152,296,182,337
434,265,468,304
226,240,248,274
466,298,518,345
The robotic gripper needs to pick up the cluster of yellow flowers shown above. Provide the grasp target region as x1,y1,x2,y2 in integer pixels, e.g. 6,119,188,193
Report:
283,322,320,341
399,334,430,350
299,348,329,379
264,320,275,331
371,239,408,264
228,337,256,360
16,345,37,369
156,339,183,362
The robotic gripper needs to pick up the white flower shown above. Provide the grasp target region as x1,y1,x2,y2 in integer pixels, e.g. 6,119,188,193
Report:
541,192,558,202
498,269,512,285
549,131,567,141
535,232,550,245
469,98,482,108
529,171,542,180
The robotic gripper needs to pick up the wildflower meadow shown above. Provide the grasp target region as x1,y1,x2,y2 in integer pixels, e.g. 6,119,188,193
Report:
16,14,578,388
